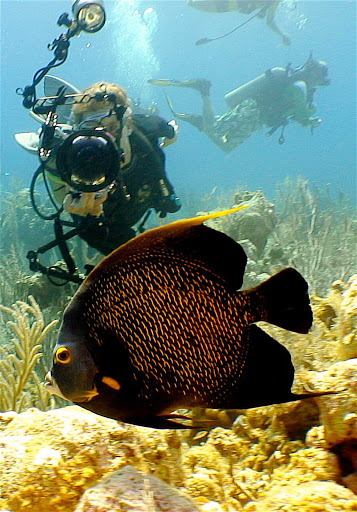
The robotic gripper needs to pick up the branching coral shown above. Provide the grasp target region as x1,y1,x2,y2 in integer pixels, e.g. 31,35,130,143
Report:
270,177,356,295
0,296,58,412
198,178,356,296
199,189,277,261
0,186,55,272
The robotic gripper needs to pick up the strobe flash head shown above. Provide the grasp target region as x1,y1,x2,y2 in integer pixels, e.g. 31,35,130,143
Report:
72,0,106,33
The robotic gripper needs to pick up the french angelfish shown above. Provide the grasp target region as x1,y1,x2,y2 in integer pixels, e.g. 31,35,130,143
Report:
46,207,316,428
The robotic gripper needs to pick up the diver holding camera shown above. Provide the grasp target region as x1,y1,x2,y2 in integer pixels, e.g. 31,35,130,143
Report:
51,80,181,254
15,0,181,283
17,80,181,271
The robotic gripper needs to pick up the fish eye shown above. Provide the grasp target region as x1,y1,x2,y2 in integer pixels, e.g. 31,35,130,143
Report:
55,347,71,364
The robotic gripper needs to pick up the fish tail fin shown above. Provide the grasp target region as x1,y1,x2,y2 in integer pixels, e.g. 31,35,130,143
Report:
256,268,312,333
229,325,336,410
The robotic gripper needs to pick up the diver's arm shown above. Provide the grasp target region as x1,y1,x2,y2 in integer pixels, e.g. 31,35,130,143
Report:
154,183,182,216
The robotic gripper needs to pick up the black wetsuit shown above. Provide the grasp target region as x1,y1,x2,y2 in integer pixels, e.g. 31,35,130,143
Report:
73,114,181,255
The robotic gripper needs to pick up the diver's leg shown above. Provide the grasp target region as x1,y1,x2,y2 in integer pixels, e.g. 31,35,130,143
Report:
165,79,216,130
172,83,215,133
149,78,213,132
201,93,216,126
164,93,204,131
175,113,205,131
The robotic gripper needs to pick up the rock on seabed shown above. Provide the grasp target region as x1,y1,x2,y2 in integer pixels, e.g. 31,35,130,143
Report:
0,360,357,512
74,465,200,511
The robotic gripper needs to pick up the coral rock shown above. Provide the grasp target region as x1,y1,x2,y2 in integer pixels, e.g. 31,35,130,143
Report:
308,359,357,495
0,406,185,512
337,275,357,360
243,480,357,511
311,359,357,446
74,465,200,511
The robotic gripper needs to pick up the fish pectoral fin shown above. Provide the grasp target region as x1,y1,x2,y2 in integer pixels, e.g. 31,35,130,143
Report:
151,413,193,429
155,413,218,430
128,413,195,429
293,389,342,400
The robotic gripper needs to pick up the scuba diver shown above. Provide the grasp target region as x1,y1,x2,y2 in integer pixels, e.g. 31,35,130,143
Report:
14,0,181,283
187,0,291,46
149,56,330,151
15,78,181,257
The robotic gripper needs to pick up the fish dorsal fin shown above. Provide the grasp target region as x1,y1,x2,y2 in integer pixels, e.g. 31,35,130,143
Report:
87,206,248,290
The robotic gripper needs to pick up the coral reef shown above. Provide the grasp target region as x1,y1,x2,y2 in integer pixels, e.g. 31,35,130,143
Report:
0,388,357,512
0,296,58,412
243,481,357,511
200,179,356,295
306,359,357,494
0,407,189,512
200,189,276,261
0,186,54,273
0,182,90,328
0,178,355,510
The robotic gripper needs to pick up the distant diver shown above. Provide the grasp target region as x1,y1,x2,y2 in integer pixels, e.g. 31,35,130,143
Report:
149,56,330,151
187,0,291,46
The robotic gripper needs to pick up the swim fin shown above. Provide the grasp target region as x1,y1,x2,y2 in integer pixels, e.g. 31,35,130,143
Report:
148,78,211,95
165,94,204,131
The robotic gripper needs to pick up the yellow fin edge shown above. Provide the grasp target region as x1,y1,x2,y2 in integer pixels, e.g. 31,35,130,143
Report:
169,204,249,229
196,204,249,223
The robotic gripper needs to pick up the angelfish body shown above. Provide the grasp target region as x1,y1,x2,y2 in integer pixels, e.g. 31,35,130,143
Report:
46,207,314,428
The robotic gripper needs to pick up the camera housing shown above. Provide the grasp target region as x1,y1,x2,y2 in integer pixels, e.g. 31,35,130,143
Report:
56,128,119,192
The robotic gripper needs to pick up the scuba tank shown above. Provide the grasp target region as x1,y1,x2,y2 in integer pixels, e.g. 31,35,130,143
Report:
224,67,287,110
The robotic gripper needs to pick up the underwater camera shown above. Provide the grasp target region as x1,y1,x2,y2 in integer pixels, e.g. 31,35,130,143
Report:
56,128,120,192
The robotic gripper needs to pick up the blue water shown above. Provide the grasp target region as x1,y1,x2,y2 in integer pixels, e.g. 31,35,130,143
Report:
1,0,356,202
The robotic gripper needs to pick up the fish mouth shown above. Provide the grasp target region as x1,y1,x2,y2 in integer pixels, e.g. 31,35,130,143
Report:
44,371,99,403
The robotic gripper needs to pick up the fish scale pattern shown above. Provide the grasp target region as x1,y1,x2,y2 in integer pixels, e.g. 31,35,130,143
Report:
80,248,257,408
